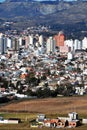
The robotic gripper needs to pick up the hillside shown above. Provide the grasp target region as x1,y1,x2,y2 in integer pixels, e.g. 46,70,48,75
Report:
0,1,87,23
0,1,87,38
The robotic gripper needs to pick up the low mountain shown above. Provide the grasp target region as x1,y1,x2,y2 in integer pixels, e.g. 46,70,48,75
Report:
0,1,87,38
0,1,87,22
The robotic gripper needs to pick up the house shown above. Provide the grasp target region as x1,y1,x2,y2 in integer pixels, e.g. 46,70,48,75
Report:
68,120,80,128
33,112,81,128
36,114,46,124
0,117,21,124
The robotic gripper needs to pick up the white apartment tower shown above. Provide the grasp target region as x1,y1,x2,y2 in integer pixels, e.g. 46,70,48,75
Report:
74,39,82,51
46,37,55,53
39,35,43,46
29,34,33,45
7,37,11,48
82,37,87,50
18,37,22,46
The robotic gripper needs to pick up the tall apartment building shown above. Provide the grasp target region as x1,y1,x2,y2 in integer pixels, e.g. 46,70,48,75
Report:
25,36,30,48
11,37,19,51
18,37,22,46
54,31,65,47
82,37,87,50
29,34,33,45
0,34,7,54
39,35,43,46
74,39,82,51
7,37,12,48
46,37,55,53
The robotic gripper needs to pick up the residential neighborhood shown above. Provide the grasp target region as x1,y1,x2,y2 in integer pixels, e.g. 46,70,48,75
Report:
0,1,87,130
0,30,87,102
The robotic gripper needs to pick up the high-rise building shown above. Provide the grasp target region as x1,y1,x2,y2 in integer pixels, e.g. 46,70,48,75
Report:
11,37,19,51
22,37,26,46
3,36,8,54
82,37,87,50
46,37,55,53
25,36,30,48
54,31,65,47
39,35,43,46
0,34,7,54
7,37,12,48
74,39,82,51
18,37,22,46
0,34,4,54
29,34,33,45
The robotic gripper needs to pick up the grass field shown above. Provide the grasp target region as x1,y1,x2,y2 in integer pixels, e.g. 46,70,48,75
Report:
0,96,87,130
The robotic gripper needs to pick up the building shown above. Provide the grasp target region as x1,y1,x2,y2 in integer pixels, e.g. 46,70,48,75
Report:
29,34,33,45
11,37,19,51
65,39,74,51
74,39,82,51
67,52,73,60
46,37,55,53
32,112,80,128
18,37,22,46
60,45,69,53
39,35,43,46
54,31,65,47
82,37,87,50
7,37,12,48
0,34,7,54
25,36,29,48
36,114,46,123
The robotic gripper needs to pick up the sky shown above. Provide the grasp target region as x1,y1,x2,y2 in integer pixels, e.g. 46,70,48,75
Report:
0,0,5,2
0,0,83,2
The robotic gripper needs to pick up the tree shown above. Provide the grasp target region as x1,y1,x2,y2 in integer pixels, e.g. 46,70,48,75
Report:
1,78,8,89
36,88,51,98
51,90,57,97
25,72,37,87
24,88,36,96
56,83,75,96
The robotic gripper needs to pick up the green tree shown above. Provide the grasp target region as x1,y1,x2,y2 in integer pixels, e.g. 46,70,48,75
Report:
25,72,37,87
36,88,51,98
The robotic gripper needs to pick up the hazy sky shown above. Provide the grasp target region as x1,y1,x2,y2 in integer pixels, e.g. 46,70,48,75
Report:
0,0,80,2
0,0,5,2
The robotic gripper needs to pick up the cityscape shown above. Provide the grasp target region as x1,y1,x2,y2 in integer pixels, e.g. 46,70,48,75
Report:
0,29,87,98
0,0,87,130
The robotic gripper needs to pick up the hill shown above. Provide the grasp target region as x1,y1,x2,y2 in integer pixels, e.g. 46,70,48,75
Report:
0,1,87,38
0,1,86,23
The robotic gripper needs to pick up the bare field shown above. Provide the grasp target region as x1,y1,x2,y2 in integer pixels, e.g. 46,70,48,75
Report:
0,96,87,117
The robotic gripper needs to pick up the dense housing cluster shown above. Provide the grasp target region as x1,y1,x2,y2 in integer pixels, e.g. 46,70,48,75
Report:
0,31,87,101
